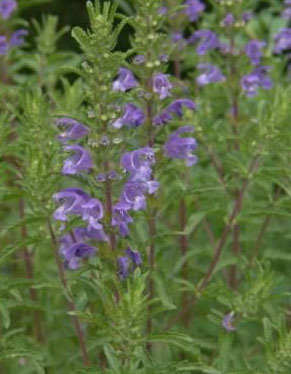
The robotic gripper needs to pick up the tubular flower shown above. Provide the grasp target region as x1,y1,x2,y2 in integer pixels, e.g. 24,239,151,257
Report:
112,202,133,237
10,29,28,47
241,66,273,97
112,67,138,92
153,73,173,99
0,35,8,55
117,256,130,280
273,28,291,54
0,0,17,19
183,0,205,22
188,29,220,55
222,313,236,332
112,103,145,129
196,63,225,86
245,40,266,66
53,188,90,222
62,145,93,175
55,118,89,143
61,241,96,270
121,147,155,182
165,126,198,166
154,99,196,126
81,198,104,231
125,247,142,266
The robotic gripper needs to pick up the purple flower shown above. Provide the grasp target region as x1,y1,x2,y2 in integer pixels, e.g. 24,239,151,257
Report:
184,0,205,22
222,313,236,332
241,66,273,97
0,0,17,20
172,32,184,43
81,198,104,231
283,0,291,20
53,188,90,222
113,68,138,92
10,29,28,47
75,226,108,242
62,145,93,175
159,54,169,63
153,99,196,126
55,118,89,143
118,256,130,280
188,30,220,55
0,35,8,55
245,40,266,66
153,73,173,100
242,12,253,23
61,241,96,270
273,28,291,54
222,13,234,27
121,147,155,182
112,103,145,129
196,63,225,86
133,55,146,65
120,182,147,211
112,202,133,237
158,6,168,16
125,247,142,266
165,126,198,166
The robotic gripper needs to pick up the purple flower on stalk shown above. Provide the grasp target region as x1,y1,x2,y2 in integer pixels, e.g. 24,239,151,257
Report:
112,103,145,129
222,13,234,27
165,126,198,166
283,0,291,20
245,40,266,66
153,73,173,100
158,6,168,16
184,0,205,22
10,29,28,47
153,99,196,126
133,55,146,65
118,256,130,280
172,32,184,43
0,35,8,55
121,147,155,182
112,202,133,237
241,66,273,97
242,12,253,23
0,0,17,19
61,241,96,270
125,247,142,266
196,63,225,86
53,188,90,222
120,182,147,211
222,313,236,332
81,198,104,231
75,226,108,242
273,28,291,54
62,145,93,175
113,68,138,92
188,29,220,55
55,118,89,143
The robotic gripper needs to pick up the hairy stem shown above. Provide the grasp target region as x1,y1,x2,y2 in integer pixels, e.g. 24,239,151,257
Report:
47,219,91,367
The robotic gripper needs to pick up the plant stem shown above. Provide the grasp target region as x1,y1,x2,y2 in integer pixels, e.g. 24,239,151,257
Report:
19,199,44,344
47,219,91,367
165,155,260,330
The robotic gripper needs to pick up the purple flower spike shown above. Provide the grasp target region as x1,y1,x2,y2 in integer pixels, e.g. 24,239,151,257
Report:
241,66,273,97
0,0,17,20
62,145,93,175
10,29,28,47
61,242,96,270
118,256,130,280
184,0,205,22
53,188,90,222
188,29,220,55
154,99,196,126
81,198,104,231
273,28,291,54
245,40,266,66
0,35,8,55
55,118,89,143
196,63,225,86
165,126,198,166
222,313,236,332
283,0,291,20
153,73,173,100
112,103,145,129
125,247,142,266
112,202,133,237
113,68,138,92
